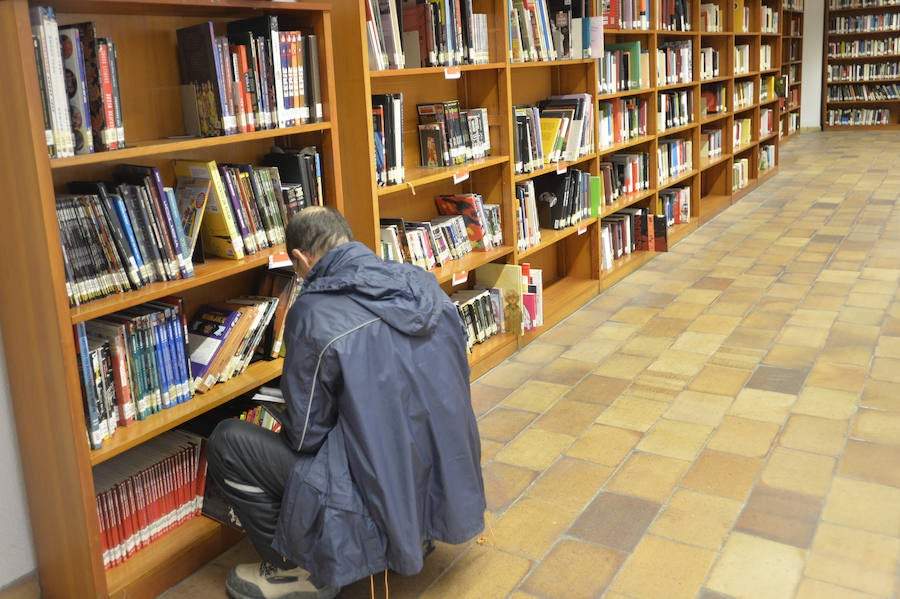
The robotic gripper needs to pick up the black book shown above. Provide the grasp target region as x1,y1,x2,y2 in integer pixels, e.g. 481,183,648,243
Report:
176,21,228,137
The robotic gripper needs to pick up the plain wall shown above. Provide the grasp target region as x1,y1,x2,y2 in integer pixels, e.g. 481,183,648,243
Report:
801,0,824,128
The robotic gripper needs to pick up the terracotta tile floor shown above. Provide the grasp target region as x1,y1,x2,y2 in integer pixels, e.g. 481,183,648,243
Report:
160,131,900,598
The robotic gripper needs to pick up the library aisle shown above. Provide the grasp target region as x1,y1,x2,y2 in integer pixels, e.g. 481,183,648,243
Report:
160,130,900,599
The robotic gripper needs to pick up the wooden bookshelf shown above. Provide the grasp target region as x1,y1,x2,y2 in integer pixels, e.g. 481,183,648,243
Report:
0,0,342,596
822,0,900,129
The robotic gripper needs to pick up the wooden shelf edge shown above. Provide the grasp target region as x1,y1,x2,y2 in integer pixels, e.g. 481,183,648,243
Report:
468,332,518,380
517,219,597,260
432,246,514,285
601,251,658,290
106,516,243,599
90,359,283,465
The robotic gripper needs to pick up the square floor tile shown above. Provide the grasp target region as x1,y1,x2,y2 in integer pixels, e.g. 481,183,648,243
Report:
493,428,575,472
501,380,570,413
520,539,625,599
792,386,859,420
489,496,579,560
729,388,797,424
860,379,900,412
636,419,713,461
761,447,836,497
665,390,733,426
838,439,900,487
805,522,900,597
531,400,607,437
419,544,532,599
532,357,595,386
560,338,622,363
745,366,808,395
477,408,537,443
706,532,806,599
822,476,900,536
851,408,900,445
795,578,883,599
681,449,764,501
593,354,653,380
763,344,819,369
610,535,717,599
805,361,868,395
562,374,630,405
470,382,511,417
650,489,743,550
735,484,824,548
481,461,539,514
512,342,567,365
525,457,613,511
596,394,669,432
689,365,751,396
780,414,849,456
708,415,779,458
568,491,661,552
605,452,691,502
565,424,642,467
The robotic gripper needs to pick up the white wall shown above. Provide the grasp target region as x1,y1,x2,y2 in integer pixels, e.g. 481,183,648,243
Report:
801,0,824,128
0,327,37,588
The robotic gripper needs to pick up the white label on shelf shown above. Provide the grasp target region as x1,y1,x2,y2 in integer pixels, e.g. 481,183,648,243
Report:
444,67,461,79
452,271,468,286
556,162,568,175
453,170,470,184
578,225,587,236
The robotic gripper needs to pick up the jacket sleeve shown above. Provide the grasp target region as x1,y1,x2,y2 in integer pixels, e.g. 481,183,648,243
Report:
279,304,340,453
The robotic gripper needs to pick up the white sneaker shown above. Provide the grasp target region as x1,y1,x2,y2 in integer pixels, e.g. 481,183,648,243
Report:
225,562,340,599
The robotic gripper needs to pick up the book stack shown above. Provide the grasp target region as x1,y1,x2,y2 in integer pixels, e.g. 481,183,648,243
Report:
93,430,207,569
30,8,125,157
435,193,502,251
514,94,593,174
175,17,323,138
659,186,691,226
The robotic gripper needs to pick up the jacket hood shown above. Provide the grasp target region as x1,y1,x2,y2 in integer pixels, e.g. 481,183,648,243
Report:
300,242,443,337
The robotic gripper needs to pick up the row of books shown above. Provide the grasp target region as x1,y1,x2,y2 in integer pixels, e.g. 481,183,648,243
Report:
515,180,542,251
509,0,603,62
93,429,207,569
733,116,754,148
451,288,503,350
31,8,124,158
417,102,491,168
827,62,900,82
827,37,900,57
827,83,900,101
760,107,776,136
601,207,666,271
658,89,692,131
732,156,752,190
599,41,649,94
379,192,502,267
657,137,693,184
598,97,648,148
367,0,490,70
699,46,720,80
829,0,898,7
513,94,594,174
759,143,776,172
531,168,595,230
658,40,693,86
602,0,651,30
829,14,900,33
701,84,727,116
701,126,724,158
826,107,892,125
75,272,297,449
176,16,322,138
658,185,690,226
735,80,755,110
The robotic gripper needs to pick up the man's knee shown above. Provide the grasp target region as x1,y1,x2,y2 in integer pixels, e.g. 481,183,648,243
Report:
207,418,252,473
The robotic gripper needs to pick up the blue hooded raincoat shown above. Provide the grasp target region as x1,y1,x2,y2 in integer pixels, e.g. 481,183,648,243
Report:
272,241,486,588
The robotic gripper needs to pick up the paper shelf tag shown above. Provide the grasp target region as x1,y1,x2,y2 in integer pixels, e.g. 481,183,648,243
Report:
453,170,470,184
577,225,587,235
451,271,468,286
444,67,461,79
269,252,292,269
556,162,568,174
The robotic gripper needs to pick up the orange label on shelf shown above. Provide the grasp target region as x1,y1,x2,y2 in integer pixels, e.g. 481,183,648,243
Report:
444,66,461,79
578,225,587,235
451,271,468,286
453,170,470,184
556,162,568,175
269,252,292,269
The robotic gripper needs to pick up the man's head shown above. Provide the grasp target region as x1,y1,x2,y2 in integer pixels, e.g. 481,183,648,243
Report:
286,206,354,278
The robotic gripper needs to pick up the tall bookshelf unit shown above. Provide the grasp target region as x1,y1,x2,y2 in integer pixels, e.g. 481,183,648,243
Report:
332,0,801,378
0,0,342,597
822,0,900,129
781,0,803,137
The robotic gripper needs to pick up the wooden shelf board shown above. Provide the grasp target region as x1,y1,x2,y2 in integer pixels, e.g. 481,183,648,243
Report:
90,359,283,465
822,124,900,130
597,133,657,154
431,246,515,285
826,98,900,105
517,219,597,261
699,153,732,170
701,194,732,222
70,247,287,324
525,276,600,335
513,156,596,183
659,168,699,190
50,124,332,170
377,156,508,196
106,516,243,599
370,62,507,78
600,189,656,217
49,0,331,16
666,221,699,246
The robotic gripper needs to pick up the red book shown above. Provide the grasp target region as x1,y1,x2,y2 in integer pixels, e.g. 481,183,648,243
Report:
95,40,118,150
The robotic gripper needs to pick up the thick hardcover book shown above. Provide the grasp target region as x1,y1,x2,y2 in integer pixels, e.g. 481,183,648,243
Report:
218,165,258,254
173,159,245,259
100,38,125,148
304,33,322,122
176,21,228,137
174,177,211,258
75,321,105,449
58,26,94,154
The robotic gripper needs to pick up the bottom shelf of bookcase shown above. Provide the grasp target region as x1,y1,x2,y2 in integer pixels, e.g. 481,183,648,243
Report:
106,515,243,599
700,193,732,223
667,221,699,246
469,332,518,380
537,276,600,332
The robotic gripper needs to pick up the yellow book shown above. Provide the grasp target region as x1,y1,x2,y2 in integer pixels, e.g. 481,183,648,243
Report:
173,159,245,260
733,0,746,32
539,116,562,163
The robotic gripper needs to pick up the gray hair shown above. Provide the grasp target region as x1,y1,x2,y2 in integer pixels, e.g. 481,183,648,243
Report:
285,206,353,259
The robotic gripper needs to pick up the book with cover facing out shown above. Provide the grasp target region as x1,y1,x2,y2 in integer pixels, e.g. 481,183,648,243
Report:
58,26,94,154
475,263,525,335
173,177,211,259
176,21,227,137
187,304,242,393
173,159,245,260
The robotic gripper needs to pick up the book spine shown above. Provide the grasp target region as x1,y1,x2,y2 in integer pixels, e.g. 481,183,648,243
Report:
104,38,126,148
96,39,118,150
59,27,94,154
31,35,55,157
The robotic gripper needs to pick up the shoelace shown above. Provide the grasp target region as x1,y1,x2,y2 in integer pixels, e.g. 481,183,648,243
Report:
259,562,278,578
369,569,389,599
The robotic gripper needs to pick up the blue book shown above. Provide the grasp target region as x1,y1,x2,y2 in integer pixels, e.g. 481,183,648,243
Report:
74,321,103,449
163,186,195,277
